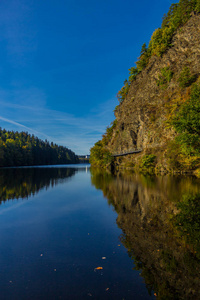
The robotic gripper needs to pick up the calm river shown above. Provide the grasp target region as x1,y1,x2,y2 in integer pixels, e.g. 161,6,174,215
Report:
0,165,200,299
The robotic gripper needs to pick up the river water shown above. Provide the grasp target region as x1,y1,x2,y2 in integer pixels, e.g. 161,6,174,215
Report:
0,165,199,299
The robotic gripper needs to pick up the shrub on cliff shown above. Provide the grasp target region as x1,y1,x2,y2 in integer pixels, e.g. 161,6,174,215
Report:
178,66,197,88
102,120,117,146
117,79,130,103
196,0,200,12
171,83,200,169
128,67,139,82
139,154,156,174
90,140,113,167
136,43,150,72
157,67,174,88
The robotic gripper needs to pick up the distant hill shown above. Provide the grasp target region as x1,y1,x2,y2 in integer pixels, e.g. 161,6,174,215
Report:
0,128,79,167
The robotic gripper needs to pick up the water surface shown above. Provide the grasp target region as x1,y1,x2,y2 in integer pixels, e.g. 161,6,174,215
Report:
0,165,200,299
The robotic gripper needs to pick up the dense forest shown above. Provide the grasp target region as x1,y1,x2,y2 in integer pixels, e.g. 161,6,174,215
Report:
0,128,79,167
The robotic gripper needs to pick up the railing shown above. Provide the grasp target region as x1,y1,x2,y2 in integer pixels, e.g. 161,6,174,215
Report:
112,149,142,157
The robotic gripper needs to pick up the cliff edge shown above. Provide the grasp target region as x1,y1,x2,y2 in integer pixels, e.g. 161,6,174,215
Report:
90,9,200,173
113,14,200,153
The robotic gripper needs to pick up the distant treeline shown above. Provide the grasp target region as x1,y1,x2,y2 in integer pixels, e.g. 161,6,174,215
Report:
0,128,79,167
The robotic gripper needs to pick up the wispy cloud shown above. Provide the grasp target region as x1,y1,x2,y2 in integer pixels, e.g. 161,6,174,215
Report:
0,116,51,140
0,87,116,154
0,0,119,155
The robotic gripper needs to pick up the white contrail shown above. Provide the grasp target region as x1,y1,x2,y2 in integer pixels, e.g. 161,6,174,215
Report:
0,116,51,139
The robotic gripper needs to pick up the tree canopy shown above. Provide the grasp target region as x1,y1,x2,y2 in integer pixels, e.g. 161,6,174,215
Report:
0,128,79,167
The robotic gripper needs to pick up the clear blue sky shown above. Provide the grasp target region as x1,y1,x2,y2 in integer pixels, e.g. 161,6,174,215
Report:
0,0,175,154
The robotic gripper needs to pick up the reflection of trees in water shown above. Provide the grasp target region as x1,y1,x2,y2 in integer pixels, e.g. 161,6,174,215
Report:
91,168,200,300
0,167,77,203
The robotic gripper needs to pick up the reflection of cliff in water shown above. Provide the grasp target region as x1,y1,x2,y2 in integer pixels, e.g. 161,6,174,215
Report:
0,167,78,203
91,168,200,300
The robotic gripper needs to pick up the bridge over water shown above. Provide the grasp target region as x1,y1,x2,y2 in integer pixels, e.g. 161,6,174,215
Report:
112,149,142,157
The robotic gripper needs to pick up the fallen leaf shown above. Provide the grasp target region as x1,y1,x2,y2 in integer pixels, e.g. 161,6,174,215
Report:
95,267,103,270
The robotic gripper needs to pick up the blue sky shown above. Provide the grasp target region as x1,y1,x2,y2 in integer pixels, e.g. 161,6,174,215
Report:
0,0,175,154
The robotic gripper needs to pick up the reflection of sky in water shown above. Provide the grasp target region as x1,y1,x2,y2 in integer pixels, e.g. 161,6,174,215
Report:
0,166,153,300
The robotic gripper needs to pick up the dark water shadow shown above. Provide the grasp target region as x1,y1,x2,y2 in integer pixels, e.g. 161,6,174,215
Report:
0,166,89,203
90,168,200,300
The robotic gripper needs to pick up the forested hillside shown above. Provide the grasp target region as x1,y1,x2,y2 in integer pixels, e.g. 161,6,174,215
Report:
0,128,79,167
90,0,200,174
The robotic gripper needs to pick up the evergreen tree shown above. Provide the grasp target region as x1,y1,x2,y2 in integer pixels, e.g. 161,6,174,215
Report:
0,129,79,167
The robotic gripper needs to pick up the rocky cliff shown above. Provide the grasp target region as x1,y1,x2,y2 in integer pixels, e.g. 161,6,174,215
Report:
94,13,200,172
114,14,200,148
113,14,200,164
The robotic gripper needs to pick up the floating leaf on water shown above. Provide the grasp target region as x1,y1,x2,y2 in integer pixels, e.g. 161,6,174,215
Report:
95,267,103,270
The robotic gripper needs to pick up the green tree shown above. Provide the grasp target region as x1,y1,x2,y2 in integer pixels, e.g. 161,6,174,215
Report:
157,67,174,88
171,83,200,168
90,140,113,167
178,66,197,88
128,67,138,82
0,128,79,167
136,43,150,71
117,79,130,103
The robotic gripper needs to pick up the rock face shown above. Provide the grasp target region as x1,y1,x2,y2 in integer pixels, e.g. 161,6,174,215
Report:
108,15,200,158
